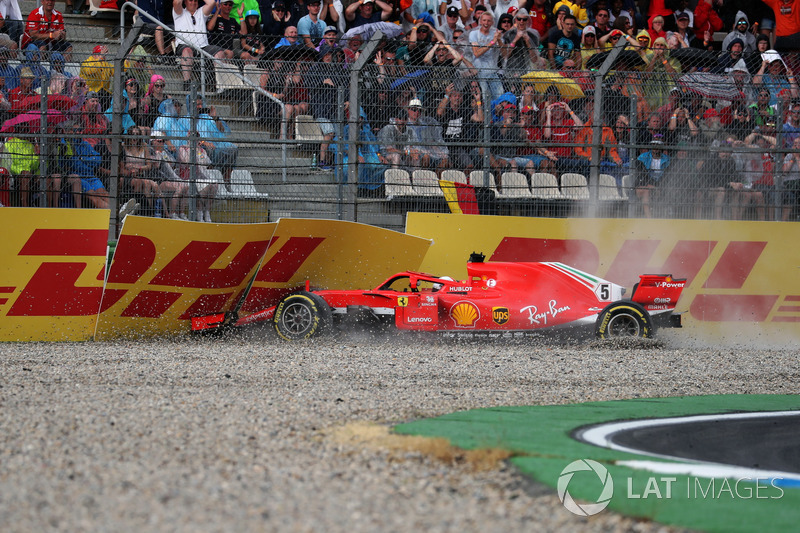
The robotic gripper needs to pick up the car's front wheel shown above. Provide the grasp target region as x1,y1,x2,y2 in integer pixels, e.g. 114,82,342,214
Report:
274,292,331,341
595,301,653,339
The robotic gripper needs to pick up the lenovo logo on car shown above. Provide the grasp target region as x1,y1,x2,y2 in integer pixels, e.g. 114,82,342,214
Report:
407,317,433,323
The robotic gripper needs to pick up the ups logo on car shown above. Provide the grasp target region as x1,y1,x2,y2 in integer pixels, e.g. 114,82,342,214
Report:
492,307,509,325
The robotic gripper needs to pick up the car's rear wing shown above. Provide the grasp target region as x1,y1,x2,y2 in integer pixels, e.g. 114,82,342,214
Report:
630,274,687,312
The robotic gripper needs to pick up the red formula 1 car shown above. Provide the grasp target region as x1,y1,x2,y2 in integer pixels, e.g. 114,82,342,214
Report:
193,253,686,340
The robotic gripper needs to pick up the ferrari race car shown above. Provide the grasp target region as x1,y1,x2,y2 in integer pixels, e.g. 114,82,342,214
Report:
193,253,686,341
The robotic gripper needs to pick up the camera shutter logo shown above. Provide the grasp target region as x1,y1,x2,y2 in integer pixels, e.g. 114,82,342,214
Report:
557,459,614,516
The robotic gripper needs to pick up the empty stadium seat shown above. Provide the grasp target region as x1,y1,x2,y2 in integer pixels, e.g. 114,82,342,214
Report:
412,170,443,196
560,173,590,200
599,173,625,201
530,173,565,199
497,172,533,199
384,168,415,199
294,115,324,144
440,169,468,184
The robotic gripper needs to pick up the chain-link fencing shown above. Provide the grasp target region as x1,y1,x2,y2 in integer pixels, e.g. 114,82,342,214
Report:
2,8,799,234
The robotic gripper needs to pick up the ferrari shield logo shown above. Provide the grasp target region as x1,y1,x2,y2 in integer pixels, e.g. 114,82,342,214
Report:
397,296,409,307
492,307,509,325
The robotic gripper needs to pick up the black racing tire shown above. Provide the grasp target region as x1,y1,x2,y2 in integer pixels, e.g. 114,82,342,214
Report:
274,291,332,341
595,301,653,339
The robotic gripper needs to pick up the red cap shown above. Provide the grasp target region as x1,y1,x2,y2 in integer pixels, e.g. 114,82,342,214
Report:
703,108,718,119
93,45,104,54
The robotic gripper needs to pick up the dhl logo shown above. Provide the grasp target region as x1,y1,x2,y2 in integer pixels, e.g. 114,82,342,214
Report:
489,237,796,323
0,229,322,320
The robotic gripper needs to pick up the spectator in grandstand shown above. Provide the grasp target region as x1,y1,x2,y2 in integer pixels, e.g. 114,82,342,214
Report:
103,78,144,135
490,102,535,182
0,14,17,50
470,10,505,100
750,87,778,126
261,1,291,49
435,82,483,171
666,105,699,145
22,0,72,61
636,111,666,146
761,0,800,52
440,6,464,44
592,7,612,39
546,12,581,69
781,134,800,221
691,141,734,219
62,121,109,209
281,61,310,133
122,125,161,216
7,66,34,108
142,75,171,130
285,0,309,27
274,25,301,47
578,25,599,68
699,107,723,144
501,8,542,76
692,0,723,43
422,39,474,103
320,25,339,48
575,97,624,177
240,9,267,59
516,103,557,175
782,102,800,147
80,91,111,157
152,98,190,153
298,0,327,48
176,141,218,222
641,37,679,111
377,114,420,170
342,32,363,63
6,130,37,207
208,0,242,59
607,0,631,27
647,15,666,43
304,43,348,169
410,17,443,62
79,46,113,107
670,12,695,48
722,11,756,53
344,0,391,29
714,38,745,74
753,50,799,106
255,56,289,126
405,97,449,173
611,113,632,175
173,0,230,91
149,130,186,219
634,136,670,217
16,44,47,91
746,34,771,75
497,12,514,33
553,0,589,28
0,1,24,46
542,98,589,176
190,94,239,192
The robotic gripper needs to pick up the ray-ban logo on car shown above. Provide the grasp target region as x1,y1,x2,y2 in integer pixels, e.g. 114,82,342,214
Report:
492,307,509,325
558,459,614,516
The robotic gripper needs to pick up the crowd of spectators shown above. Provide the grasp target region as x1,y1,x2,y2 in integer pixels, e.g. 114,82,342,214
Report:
2,0,800,221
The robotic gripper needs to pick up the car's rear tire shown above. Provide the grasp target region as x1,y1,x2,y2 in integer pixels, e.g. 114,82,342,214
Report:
274,291,331,341
595,302,653,339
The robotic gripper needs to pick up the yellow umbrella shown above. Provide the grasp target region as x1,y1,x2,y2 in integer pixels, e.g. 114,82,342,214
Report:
520,70,586,100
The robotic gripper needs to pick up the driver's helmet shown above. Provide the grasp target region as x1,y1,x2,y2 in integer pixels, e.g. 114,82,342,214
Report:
433,276,454,291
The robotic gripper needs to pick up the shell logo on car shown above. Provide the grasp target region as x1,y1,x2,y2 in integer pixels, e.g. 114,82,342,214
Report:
451,301,480,328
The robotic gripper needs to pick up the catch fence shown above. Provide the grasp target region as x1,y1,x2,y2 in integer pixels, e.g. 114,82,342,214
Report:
1,10,798,234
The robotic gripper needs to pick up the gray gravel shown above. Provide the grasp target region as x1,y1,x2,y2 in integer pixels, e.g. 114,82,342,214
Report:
1,329,797,532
